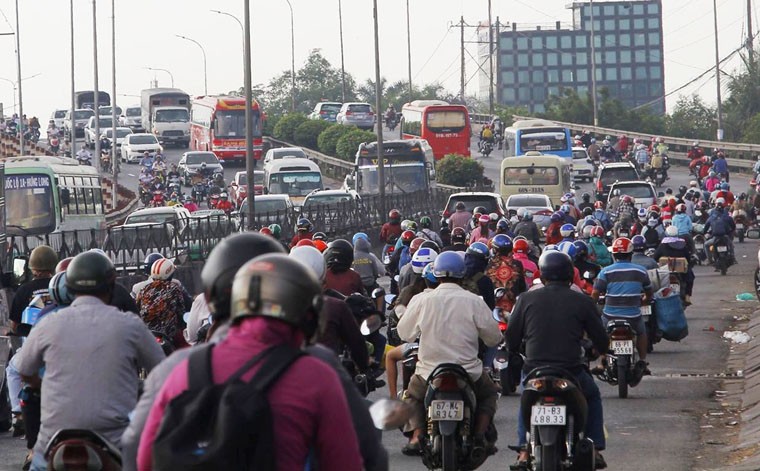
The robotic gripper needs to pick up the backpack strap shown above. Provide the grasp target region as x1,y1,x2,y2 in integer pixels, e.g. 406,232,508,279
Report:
187,344,215,391
247,343,304,393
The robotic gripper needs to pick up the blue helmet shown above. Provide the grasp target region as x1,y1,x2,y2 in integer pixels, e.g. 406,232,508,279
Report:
560,204,572,214
496,219,510,232
143,252,164,276
631,234,646,251
352,232,369,246
491,234,513,255
557,241,578,260
49,271,74,306
572,240,589,259
411,248,438,274
433,251,466,279
543,244,559,253
550,211,565,223
560,224,575,237
465,241,490,261
422,262,438,285
720,182,730,190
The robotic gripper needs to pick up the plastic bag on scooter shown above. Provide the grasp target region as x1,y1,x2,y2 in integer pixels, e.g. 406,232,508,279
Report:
654,292,688,342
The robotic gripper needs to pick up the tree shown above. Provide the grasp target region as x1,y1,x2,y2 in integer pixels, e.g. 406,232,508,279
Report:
317,124,355,155
293,120,332,150
723,50,760,141
436,154,484,187
272,113,307,142
494,104,530,125
741,113,760,143
664,95,716,140
335,129,376,161
544,88,593,124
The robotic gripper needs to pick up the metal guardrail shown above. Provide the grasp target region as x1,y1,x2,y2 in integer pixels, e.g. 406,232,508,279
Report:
470,113,493,125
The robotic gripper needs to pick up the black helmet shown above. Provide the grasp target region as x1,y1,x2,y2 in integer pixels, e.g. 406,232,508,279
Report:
582,207,593,217
65,251,116,294
473,206,487,216
143,252,164,276
420,240,440,252
230,254,323,336
201,233,286,321
581,192,591,202
678,185,687,196
324,239,354,270
538,251,574,283
297,217,312,232
313,232,327,241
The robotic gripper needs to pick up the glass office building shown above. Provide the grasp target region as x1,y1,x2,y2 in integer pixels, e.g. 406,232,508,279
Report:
494,0,665,114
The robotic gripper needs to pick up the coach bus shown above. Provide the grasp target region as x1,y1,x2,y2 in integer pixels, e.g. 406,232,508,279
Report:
344,139,435,196
503,119,573,159
190,95,264,163
5,155,105,237
400,100,471,160
499,152,573,204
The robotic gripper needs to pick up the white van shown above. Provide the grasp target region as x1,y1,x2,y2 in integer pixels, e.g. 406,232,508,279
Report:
264,158,323,205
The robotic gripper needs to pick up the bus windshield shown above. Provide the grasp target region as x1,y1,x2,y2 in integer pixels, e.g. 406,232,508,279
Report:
520,132,568,152
358,164,427,194
426,110,466,133
155,109,189,123
215,110,261,138
6,174,55,234
503,166,559,185
269,172,322,197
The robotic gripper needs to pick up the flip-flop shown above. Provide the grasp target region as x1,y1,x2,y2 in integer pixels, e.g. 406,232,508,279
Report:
401,441,422,456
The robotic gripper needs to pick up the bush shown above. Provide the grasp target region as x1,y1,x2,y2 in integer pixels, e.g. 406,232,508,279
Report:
318,124,355,156
272,113,307,142
293,120,332,150
335,129,377,161
436,154,485,187
263,113,281,137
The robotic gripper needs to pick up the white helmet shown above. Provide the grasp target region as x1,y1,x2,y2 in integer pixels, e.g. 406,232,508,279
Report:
603,139,610,146
289,246,326,281
411,248,438,274
151,258,176,280
693,141,700,147
665,225,678,237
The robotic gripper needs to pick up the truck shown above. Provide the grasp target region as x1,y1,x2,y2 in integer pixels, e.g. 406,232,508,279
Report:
75,91,111,110
140,88,191,148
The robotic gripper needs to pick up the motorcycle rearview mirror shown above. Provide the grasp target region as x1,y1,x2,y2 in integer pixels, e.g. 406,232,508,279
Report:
13,256,29,286
384,294,397,306
494,287,506,300
394,275,400,283
583,271,593,280
657,192,665,198
369,399,415,431
360,314,383,336
745,228,760,240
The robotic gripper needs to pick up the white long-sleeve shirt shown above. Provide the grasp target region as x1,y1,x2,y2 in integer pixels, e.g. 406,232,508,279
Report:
397,282,501,380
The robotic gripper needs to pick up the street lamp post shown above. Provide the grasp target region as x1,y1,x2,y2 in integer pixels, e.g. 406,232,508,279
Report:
284,0,296,112
210,10,243,45
176,34,208,95
243,0,255,230
14,0,24,155
713,0,724,141
0,74,40,114
111,0,118,210
589,0,599,127
372,0,385,218
338,0,347,102
70,0,75,150
144,67,175,88
92,0,101,164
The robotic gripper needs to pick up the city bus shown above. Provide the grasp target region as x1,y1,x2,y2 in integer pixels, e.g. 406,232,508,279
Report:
400,100,471,160
344,139,436,195
190,95,264,163
499,152,573,205
503,119,573,159
5,156,105,237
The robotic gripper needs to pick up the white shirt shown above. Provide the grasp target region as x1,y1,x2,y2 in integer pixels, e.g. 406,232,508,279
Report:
184,293,211,345
397,283,502,380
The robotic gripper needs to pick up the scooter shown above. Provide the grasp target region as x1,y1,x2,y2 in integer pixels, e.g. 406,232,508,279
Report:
710,235,732,276
76,152,92,166
733,210,748,243
490,288,521,396
150,190,165,208
692,224,707,265
594,319,640,399
480,140,493,158
100,151,112,173
45,429,122,470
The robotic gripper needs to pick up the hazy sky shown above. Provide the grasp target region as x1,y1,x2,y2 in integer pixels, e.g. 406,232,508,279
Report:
0,0,753,121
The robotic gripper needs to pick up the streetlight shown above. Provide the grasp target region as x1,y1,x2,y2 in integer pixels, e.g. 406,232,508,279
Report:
713,0,724,141
284,0,296,112
337,0,346,102
243,0,255,229
372,0,385,217
0,73,40,113
589,0,599,126
210,9,243,39
144,67,175,88
14,0,24,154
176,34,208,95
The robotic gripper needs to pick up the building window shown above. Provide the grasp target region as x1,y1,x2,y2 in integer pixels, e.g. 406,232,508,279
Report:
593,20,601,32
605,84,619,96
603,19,615,30
592,5,601,16
648,3,660,15
648,18,660,30
606,67,618,81
547,53,559,66
634,33,646,46
576,52,588,65
503,88,516,102
548,69,560,83
649,32,661,45
650,82,663,96
561,35,572,48
595,68,602,81
595,52,602,64
576,69,588,82
531,36,542,49
620,67,632,80
518,86,530,101
634,82,647,98
562,69,574,82
546,36,558,49
502,54,514,67
650,65,662,79
517,54,530,67
533,87,546,101
620,50,631,63
604,50,616,63
518,70,530,83
635,50,647,62
533,103,546,113
633,3,645,14
604,5,615,15
635,66,647,80
533,54,544,67
561,53,574,66
547,86,560,96
619,33,631,47
605,34,616,46
633,18,645,30
620,83,633,98
517,37,528,49
502,37,514,50
576,35,587,48
502,71,516,84
650,50,661,61
577,85,589,96
532,70,544,82
594,35,601,48
620,19,630,30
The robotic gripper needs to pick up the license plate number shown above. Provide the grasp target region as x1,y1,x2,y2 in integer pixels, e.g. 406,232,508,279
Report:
640,305,651,316
429,400,464,421
695,243,704,250
717,246,728,252
671,284,680,293
736,224,744,230
531,405,567,425
611,340,634,355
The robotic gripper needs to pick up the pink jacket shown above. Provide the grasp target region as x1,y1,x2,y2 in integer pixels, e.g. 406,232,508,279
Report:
137,317,363,471
513,253,539,286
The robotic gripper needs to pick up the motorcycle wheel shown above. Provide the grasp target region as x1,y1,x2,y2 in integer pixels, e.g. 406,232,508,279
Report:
617,357,629,399
441,434,457,471
499,368,515,395
754,267,760,302
537,443,561,471
739,231,745,243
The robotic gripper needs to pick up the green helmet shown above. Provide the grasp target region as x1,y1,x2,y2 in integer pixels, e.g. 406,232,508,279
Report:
419,216,432,229
268,223,282,239
29,245,58,272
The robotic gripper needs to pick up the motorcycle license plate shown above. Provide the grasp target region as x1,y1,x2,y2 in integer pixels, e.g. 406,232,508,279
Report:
717,246,728,252
736,224,744,230
640,305,651,316
531,405,566,426
429,400,464,421
695,243,704,250
611,340,634,355
671,284,680,293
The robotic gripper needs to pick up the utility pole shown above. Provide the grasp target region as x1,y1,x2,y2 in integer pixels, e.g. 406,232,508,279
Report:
372,0,385,218
406,0,412,101
713,0,724,141
338,0,347,102
92,0,101,163
589,0,599,127
748,0,755,70
244,0,255,230
460,16,465,102
70,0,75,154
495,16,500,107
111,0,117,210
487,0,494,115
14,0,23,155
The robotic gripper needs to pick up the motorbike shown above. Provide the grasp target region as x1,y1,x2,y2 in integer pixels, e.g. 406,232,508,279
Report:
152,330,175,357
386,113,398,131
755,248,760,302
479,140,493,158
733,210,748,243
100,151,112,173
48,137,60,156
594,319,639,399
150,190,165,208
25,127,40,144
419,363,494,471
490,288,520,396
514,366,596,471
76,152,92,166
192,180,207,203
207,192,221,210
139,185,152,207
692,223,707,265
641,300,660,353
45,429,122,471
710,235,732,276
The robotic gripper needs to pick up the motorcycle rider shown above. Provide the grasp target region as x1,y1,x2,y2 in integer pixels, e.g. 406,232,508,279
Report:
592,201,613,230
324,239,366,296
17,252,165,470
215,192,234,214
448,201,473,231
588,226,613,267
443,227,468,252
418,215,444,247
75,145,92,165
512,238,539,286
578,192,594,212
630,235,658,270
587,137,601,163
704,198,736,265
591,237,653,382
654,226,695,305
479,124,494,154
385,104,397,128
136,258,191,347
290,217,315,248
397,252,502,455
182,195,198,213
545,211,565,245
486,235,527,312
139,151,154,169
634,142,649,172
507,251,609,470
470,214,494,242
462,242,497,310
352,235,385,292
713,151,730,182
599,139,617,162
380,209,403,246
513,210,542,249
688,141,705,162
704,171,721,192
136,253,364,471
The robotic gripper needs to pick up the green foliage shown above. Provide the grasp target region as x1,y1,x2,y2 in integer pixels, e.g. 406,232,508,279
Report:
317,124,355,155
262,113,281,137
741,113,760,143
272,113,307,142
335,129,376,161
664,95,716,140
356,78,458,112
494,104,530,125
293,120,332,149
436,154,484,187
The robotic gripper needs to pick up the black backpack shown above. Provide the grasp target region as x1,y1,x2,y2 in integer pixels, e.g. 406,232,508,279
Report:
152,343,303,471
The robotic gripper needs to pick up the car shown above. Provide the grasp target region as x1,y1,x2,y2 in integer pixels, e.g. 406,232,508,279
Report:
309,102,343,122
236,194,294,231
64,108,95,138
84,116,117,148
123,105,143,132
441,192,508,226
607,181,658,209
505,194,554,233
103,222,179,272
594,161,640,201
228,170,265,208
120,133,163,164
50,109,67,129
177,151,224,186
186,209,236,259
98,105,123,119
262,147,308,170
571,146,594,182
101,127,133,148
123,205,192,234
300,189,361,235
335,102,376,131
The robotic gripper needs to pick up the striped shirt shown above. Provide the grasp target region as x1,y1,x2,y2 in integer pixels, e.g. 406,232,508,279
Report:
594,261,652,318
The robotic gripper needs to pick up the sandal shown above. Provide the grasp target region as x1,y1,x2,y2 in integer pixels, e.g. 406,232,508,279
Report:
509,459,529,470
401,441,422,456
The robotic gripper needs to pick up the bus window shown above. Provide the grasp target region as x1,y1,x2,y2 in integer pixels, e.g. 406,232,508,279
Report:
426,110,466,133
6,174,55,234
503,166,559,185
401,109,422,135
520,132,568,153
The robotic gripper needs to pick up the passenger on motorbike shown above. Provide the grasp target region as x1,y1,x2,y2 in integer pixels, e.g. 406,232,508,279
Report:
641,214,664,249
462,242,498,310
654,226,695,305
599,139,617,162
290,217,315,248
508,250,609,470
545,211,565,245
397,251,502,455
136,258,192,346
512,238,539,285
486,235,527,311
479,124,494,153
592,201,612,230
324,239,366,296
634,143,649,171
630,235,658,270
352,235,386,292
588,226,613,267
704,171,721,192
443,227,468,252
470,214,495,241
704,199,736,264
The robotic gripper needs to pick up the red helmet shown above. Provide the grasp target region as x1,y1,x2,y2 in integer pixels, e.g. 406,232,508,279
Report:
675,203,686,213
513,239,530,254
389,209,401,220
259,227,273,236
478,214,490,224
621,195,633,205
751,180,757,186
296,239,316,248
648,205,661,214
410,237,426,255
55,257,74,274
611,237,633,254
401,230,415,243
594,201,604,209
591,226,605,238
313,240,328,252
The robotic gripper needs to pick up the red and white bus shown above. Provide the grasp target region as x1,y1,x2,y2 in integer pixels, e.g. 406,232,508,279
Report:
190,96,263,163
400,100,471,160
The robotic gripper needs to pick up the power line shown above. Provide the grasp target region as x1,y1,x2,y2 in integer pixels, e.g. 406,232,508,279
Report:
412,28,452,80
